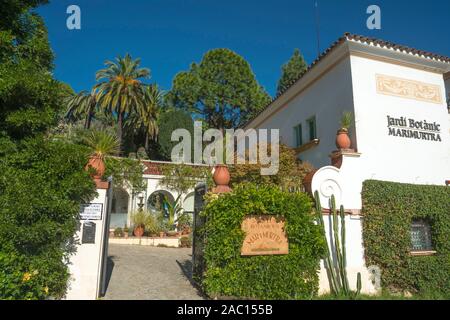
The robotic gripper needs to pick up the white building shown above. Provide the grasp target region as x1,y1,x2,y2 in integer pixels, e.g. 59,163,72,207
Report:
109,160,202,230
244,33,450,294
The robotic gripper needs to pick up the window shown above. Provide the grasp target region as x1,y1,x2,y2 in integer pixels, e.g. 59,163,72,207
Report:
306,116,317,141
293,124,302,147
411,220,433,251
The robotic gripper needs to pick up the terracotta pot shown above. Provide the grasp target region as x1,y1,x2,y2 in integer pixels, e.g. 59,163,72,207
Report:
134,225,145,237
213,165,230,186
335,129,351,149
159,231,165,238
85,155,106,179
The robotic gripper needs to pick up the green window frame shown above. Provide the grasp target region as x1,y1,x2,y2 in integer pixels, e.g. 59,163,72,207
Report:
293,124,303,147
306,116,317,141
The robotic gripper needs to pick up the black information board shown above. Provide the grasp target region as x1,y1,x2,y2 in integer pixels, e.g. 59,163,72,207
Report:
82,221,96,244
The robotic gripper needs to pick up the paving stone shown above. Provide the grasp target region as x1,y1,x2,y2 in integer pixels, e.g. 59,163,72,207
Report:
103,244,204,300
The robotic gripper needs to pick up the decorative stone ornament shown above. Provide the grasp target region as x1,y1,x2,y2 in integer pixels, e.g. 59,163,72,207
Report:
212,164,231,194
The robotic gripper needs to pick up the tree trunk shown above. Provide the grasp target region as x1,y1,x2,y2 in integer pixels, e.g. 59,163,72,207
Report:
145,131,149,152
117,111,124,155
84,111,92,129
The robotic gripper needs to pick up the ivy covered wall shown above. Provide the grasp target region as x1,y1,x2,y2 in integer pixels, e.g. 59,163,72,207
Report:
362,180,450,298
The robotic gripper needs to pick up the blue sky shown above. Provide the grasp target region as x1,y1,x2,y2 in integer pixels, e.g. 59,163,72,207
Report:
38,0,450,96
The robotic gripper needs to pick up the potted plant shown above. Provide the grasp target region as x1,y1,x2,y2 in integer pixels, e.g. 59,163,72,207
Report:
144,212,160,237
176,212,192,235
131,210,148,237
82,129,120,179
336,111,353,150
163,194,183,228
123,225,129,239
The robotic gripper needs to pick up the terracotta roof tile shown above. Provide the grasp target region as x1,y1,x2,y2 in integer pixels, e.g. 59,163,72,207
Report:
142,161,163,175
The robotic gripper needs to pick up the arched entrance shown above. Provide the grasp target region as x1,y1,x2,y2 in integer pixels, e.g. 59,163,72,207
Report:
147,190,175,222
110,188,129,229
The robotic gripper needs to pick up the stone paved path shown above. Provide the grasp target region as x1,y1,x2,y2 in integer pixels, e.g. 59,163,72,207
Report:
103,244,204,300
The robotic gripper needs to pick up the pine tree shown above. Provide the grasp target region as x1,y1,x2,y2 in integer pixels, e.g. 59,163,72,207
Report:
276,49,308,95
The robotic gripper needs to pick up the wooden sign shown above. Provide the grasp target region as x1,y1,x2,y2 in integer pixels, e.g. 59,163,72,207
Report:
241,215,289,256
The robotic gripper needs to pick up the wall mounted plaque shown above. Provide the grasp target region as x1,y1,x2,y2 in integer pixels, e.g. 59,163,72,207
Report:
241,215,289,256
82,221,96,244
79,203,103,220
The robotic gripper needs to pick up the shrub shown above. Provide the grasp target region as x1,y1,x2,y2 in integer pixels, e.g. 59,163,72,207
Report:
201,183,325,299
113,228,123,237
0,137,96,299
362,180,450,298
180,236,192,248
229,144,313,192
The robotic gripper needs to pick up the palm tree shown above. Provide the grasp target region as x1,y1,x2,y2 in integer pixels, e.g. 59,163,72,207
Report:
82,129,120,160
66,90,99,129
138,84,162,151
95,53,150,153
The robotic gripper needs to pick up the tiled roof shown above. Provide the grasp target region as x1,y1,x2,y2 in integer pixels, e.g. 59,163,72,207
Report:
142,161,163,175
244,33,450,128
141,160,211,175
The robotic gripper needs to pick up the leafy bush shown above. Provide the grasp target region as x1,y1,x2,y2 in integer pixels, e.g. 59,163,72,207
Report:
0,137,96,299
144,211,163,235
229,144,313,192
362,180,450,298
201,183,325,299
180,235,192,248
113,228,123,237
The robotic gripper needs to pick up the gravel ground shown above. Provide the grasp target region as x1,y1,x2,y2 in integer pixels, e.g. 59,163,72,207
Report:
103,244,204,300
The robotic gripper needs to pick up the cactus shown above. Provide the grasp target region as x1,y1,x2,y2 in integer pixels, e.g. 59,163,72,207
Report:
314,191,339,294
314,191,362,297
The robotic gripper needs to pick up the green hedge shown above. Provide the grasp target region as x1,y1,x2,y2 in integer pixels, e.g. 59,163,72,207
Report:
362,180,450,298
201,183,325,299
0,137,96,299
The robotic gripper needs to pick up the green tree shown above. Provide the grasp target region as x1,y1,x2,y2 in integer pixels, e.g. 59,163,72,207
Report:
95,54,150,153
0,1,96,299
168,48,270,129
66,90,99,129
277,49,308,95
157,108,194,160
128,84,162,152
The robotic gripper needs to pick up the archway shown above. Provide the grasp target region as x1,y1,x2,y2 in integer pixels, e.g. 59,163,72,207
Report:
110,188,129,229
147,190,175,221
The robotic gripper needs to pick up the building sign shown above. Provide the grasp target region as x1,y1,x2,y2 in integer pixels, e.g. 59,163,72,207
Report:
241,215,289,256
387,115,442,142
79,203,103,220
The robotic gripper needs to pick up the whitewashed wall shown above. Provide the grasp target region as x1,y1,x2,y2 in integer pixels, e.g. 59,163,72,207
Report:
254,57,355,168
66,188,109,300
350,55,450,187
122,175,195,228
